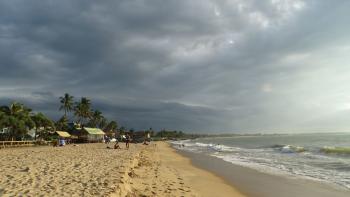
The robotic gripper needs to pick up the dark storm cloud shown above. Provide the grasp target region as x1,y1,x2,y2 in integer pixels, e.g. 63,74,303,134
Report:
1,0,350,132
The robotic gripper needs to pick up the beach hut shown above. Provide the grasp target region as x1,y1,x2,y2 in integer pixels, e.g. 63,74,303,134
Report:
56,131,71,138
55,131,71,146
80,127,105,143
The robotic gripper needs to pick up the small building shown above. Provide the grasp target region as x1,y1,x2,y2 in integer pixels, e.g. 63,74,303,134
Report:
76,127,105,143
54,131,72,146
0,127,9,134
56,131,71,139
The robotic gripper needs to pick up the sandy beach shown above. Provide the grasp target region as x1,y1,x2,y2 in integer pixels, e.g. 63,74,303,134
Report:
0,142,244,197
2,0,350,195
2,140,349,197
0,143,133,196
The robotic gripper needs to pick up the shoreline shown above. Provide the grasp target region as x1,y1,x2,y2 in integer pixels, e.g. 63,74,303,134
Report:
175,146,350,197
156,142,246,197
114,141,246,197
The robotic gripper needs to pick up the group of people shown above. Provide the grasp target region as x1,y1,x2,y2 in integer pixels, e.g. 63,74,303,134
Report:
105,132,152,149
105,133,131,149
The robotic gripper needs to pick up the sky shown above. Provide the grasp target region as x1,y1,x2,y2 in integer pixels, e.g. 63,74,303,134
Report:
1,0,350,133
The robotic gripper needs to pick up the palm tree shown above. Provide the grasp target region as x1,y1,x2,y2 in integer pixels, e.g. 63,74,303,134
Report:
104,120,118,135
41,116,55,140
98,117,108,129
107,121,118,132
56,115,69,131
31,112,54,140
10,102,24,115
74,97,92,126
74,103,83,125
31,113,44,140
59,93,74,118
88,110,103,127
0,102,26,115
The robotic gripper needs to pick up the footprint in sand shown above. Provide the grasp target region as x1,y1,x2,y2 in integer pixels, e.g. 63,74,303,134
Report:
19,167,30,172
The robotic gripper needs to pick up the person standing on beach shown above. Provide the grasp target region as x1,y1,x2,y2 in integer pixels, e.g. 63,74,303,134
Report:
125,133,130,149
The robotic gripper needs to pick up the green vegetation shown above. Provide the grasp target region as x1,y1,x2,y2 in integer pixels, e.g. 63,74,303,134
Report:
88,110,103,128
31,112,55,140
104,121,118,134
74,97,92,126
59,93,74,117
152,129,202,140
0,93,121,141
55,115,69,131
0,102,36,140
0,93,201,142
61,94,120,135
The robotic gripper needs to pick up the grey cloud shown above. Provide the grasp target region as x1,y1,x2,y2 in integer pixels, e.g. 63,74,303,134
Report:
1,0,350,132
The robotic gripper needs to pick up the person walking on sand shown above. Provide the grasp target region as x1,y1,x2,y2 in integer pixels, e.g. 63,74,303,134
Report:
125,133,130,149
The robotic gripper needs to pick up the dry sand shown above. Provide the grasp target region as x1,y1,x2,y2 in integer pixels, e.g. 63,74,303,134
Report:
0,142,244,197
116,142,245,197
0,143,132,196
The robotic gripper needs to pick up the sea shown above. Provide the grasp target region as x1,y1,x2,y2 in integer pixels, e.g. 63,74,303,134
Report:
171,133,350,190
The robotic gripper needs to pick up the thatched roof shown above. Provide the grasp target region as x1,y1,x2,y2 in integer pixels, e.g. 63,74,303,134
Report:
56,131,71,138
83,127,105,135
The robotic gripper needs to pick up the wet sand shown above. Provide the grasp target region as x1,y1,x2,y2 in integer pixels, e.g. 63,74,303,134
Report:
150,142,245,197
179,149,350,197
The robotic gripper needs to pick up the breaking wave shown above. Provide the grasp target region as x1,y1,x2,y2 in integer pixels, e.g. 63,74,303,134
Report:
171,139,350,190
321,147,350,155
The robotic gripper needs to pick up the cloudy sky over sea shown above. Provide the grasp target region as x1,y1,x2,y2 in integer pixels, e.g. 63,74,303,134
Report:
1,0,350,132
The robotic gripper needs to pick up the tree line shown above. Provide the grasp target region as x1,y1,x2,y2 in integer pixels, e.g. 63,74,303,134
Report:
0,93,119,141
153,129,202,140
57,93,118,133
0,102,54,140
0,93,198,141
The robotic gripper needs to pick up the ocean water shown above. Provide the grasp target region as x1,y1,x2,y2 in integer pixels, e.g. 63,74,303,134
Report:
171,133,350,190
